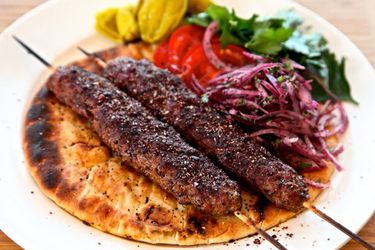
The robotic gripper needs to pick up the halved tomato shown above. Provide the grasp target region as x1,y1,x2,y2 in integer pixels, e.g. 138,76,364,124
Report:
153,39,170,68
167,25,204,73
154,24,251,92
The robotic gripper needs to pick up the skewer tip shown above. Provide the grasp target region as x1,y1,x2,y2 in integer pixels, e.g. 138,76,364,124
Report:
77,46,107,68
12,35,54,69
77,46,91,57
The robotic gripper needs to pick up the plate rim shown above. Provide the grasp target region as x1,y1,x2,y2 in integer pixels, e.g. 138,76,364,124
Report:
0,0,374,249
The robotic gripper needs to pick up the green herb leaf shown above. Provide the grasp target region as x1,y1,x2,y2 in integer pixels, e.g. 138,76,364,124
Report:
307,51,358,104
298,162,312,169
245,25,294,55
201,94,209,103
188,4,293,54
187,12,212,27
323,51,357,103
206,4,230,26
278,9,303,29
220,27,243,47
278,10,328,58
277,10,357,104
284,32,327,58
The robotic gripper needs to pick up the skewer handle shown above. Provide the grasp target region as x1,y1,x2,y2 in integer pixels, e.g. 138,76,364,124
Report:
303,202,375,250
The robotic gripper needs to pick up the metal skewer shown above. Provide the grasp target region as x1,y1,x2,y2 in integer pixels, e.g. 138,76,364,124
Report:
303,202,375,250
235,211,288,250
77,46,107,68
12,36,55,69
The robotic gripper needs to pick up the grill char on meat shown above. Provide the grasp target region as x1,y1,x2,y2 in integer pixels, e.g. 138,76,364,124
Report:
46,66,241,215
103,58,309,212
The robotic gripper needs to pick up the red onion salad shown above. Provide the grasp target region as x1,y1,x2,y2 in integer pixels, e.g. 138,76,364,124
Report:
198,23,348,177
202,58,347,172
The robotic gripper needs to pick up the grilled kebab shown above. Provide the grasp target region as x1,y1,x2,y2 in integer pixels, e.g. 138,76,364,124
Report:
46,66,241,215
103,58,309,212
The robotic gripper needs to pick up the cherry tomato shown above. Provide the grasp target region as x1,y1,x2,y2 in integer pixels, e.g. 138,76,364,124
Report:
153,39,170,68
153,24,251,92
181,45,219,87
213,42,248,67
167,25,204,73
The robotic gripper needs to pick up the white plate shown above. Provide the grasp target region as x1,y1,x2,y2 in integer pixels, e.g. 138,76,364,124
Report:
0,0,374,249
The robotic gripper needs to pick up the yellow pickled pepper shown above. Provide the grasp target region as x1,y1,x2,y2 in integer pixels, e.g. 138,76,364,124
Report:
137,0,188,43
96,0,211,43
95,8,122,42
117,5,139,42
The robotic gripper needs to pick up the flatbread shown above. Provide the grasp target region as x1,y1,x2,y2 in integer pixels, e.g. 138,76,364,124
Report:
23,42,334,245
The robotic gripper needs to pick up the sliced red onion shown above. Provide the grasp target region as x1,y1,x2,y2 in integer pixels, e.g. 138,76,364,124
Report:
240,63,281,83
304,135,317,155
223,99,269,114
261,79,280,97
242,51,267,62
305,179,330,189
337,102,349,134
249,129,325,160
320,100,333,113
221,88,260,100
282,58,306,70
229,109,237,115
318,138,344,171
314,114,335,137
282,136,299,144
285,81,301,113
261,121,314,135
190,74,206,96
283,141,327,167
298,85,316,109
266,74,284,96
331,144,344,156
208,63,280,86
315,125,343,138
203,22,232,71
301,78,313,91
236,111,259,120
255,82,269,98
256,110,316,127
